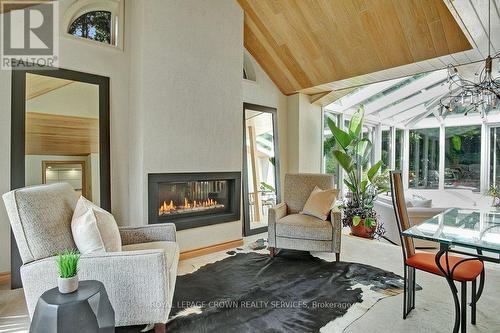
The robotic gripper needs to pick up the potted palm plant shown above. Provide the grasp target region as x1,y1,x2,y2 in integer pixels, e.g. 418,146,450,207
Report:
56,250,80,294
327,106,389,239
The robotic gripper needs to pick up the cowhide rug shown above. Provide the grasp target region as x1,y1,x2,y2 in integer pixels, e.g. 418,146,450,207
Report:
118,241,415,333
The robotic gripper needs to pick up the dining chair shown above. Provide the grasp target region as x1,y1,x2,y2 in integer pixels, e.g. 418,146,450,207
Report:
390,171,484,325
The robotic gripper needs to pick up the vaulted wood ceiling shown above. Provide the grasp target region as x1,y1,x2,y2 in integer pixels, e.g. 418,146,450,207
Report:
239,0,472,96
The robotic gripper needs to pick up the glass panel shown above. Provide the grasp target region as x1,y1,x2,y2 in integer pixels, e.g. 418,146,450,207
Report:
158,180,228,216
445,126,481,191
490,127,500,189
409,128,440,189
402,208,500,254
68,11,112,44
245,110,278,230
323,112,340,188
395,129,403,170
381,128,391,171
25,73,101,205
362,125,375,170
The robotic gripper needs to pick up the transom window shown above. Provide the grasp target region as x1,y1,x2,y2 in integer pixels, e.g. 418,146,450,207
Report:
68,11,112,45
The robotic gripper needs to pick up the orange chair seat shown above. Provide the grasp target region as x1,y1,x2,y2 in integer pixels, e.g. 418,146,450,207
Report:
405,252,483,282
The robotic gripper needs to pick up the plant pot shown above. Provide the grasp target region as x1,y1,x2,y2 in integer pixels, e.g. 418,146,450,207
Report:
350,219,376,239
58,275,79,294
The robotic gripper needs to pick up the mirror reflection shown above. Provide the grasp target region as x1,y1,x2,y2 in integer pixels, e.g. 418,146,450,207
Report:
24,73,101,205
244,109,278,231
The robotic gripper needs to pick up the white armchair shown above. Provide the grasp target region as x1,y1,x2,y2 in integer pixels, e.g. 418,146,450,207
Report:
3,183,179,332
268,173,341,260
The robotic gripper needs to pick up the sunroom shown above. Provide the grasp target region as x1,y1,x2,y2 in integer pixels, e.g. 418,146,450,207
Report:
322,61,500,197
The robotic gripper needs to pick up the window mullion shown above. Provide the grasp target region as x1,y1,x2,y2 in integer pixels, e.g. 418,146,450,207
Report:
438,124,445,190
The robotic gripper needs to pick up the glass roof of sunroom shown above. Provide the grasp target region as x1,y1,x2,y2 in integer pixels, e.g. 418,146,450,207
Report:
324,60,500,129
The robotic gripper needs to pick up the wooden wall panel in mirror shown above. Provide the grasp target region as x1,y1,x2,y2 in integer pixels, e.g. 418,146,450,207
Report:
24,73,101,205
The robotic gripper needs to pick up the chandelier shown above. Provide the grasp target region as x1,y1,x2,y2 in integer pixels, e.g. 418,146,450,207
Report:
440,0,499,117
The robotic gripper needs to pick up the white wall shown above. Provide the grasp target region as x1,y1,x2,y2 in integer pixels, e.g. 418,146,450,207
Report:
0,0,131,272
127,0,244,251
242,50,288,195
27,81,99,118
0,0,290,273
287,93,322,173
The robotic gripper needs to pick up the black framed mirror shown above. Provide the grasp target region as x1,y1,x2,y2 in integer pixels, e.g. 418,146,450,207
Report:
10,64,110,288
242,103,280,236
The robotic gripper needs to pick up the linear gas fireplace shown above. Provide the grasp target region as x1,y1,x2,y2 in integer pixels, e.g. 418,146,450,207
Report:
148,172,241,230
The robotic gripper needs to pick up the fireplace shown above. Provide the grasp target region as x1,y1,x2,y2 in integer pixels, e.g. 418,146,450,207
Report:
148,172,241,230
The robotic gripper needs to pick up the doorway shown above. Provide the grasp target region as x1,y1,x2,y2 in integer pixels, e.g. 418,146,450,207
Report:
242,103,280,236
10,65,110,288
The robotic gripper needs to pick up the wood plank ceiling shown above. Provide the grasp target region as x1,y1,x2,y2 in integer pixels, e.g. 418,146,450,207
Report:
239,0,472,96
26,74,74,100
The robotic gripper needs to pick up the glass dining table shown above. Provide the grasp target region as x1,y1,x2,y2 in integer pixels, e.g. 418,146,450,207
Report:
402,208,500,333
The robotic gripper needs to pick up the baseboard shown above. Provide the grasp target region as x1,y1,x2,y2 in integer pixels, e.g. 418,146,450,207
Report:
180,239,243,260
0,272,11,286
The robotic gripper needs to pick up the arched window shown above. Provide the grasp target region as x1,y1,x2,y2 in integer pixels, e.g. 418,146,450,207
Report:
68,11,112,44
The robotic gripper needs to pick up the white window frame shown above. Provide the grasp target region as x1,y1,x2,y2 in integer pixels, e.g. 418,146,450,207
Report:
62,0,124,50
407,118,493,193
485,122,500,191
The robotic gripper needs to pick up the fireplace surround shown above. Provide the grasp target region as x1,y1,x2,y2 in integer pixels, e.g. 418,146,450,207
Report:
148,172,241,230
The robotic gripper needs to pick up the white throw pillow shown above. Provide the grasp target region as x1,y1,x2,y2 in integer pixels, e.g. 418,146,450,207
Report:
300,186,339,221
411,194,433,208
71,196,122,254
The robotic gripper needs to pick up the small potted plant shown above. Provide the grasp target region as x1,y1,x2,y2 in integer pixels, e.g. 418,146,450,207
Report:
56,250,80,294
488,185,500,210
327,105,389,239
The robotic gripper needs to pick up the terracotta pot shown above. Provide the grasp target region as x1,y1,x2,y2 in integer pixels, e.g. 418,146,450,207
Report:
350,219,376,239
58,275,79,294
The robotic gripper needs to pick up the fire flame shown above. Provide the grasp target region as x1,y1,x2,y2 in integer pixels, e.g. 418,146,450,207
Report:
159,198,220,215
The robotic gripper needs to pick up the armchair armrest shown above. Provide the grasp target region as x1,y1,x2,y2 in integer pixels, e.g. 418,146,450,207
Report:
21,249,171,326
330,206,342,253
119,223,176,245
269,202,287,222
268,202,287,247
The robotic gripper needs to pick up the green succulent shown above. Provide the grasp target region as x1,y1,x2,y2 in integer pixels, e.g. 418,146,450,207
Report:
56,250,80,278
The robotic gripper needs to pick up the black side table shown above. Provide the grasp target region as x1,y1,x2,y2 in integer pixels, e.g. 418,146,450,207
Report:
30,280,115,333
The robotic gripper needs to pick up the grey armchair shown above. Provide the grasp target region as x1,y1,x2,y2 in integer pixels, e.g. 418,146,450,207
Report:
268,173,341,260
2,183,179,332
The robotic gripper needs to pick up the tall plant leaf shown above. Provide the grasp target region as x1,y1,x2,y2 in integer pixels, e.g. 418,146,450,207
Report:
327,118,352,150
360,180,368,192
333,150,354,173
367,160,383,182
355,139,372,160
349,105,364,139
344,179,357,193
